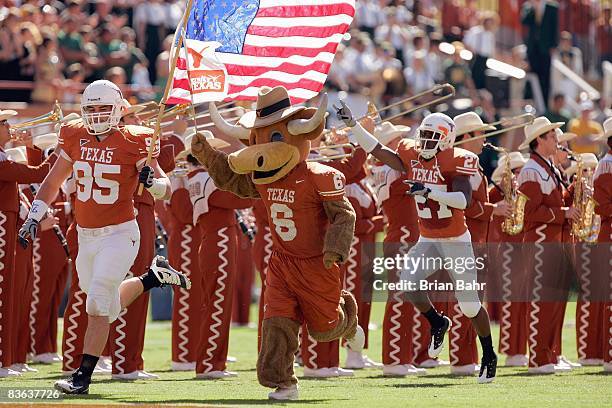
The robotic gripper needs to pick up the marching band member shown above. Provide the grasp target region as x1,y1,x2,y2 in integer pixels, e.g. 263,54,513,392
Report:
187,130,253,379
0,110,55,377
593,117,612,373
343,166,384,370
551,129,582,370
169,135,228,371
516,117,580,374
11,189,37,373
564,153,603,366
233,209,256,327
18,81,191,394
450,112,511,375
25,135,71,364
488,152,529,366
338,104,499,383
168,146,203,371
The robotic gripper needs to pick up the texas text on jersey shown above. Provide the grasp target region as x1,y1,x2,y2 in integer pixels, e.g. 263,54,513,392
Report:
256,161,346,259
58,119,160,228
396,139,479,239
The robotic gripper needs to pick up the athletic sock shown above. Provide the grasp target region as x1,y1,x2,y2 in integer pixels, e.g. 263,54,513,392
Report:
139,269,162,292
479,335,495,358
423,307,445,329
78,354,99,378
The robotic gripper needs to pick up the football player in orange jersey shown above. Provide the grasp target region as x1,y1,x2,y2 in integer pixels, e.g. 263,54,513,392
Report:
337,102,498,383
17,80,191,394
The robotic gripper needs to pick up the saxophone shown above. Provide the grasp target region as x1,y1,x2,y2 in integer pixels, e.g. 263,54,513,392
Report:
568,152,597,242
486,143,528,235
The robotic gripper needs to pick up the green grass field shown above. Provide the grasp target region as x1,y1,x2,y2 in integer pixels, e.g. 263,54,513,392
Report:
5,302,610,407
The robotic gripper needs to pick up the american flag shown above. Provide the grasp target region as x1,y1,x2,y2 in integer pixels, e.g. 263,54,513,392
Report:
167,0,355,105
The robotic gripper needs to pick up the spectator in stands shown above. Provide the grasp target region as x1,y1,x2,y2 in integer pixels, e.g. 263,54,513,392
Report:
120,27,149,84
97,24,130,77
426,32,444,82
61,0,86,27
441,0,463,42
344,33,384,99
62,63,85,104
404,49,434,94
443,42,478,101
41,4,60,29
374,7,411,64
134,0,168,84
464,11,499,89
521,0,559,108
568,100,604,154
327,44,350,92
57,15,85,66
356,0,384,37
551,31,583,101
0,8,24,82
403,30,427,68
154,34,174,101
545,93,571,132
597,6,612,73
32,35,63,104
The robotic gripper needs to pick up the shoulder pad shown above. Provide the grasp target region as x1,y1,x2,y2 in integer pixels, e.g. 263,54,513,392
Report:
123,125,154,137
453,147,478,160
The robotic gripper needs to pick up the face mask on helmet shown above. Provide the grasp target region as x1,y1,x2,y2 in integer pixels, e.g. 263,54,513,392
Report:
417,129,445,159
81,105,122,135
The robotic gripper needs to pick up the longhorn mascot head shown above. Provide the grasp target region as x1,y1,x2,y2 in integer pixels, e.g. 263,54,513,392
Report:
206,86,327,183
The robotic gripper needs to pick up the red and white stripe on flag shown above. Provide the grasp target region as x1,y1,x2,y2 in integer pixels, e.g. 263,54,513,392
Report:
167,0,355,105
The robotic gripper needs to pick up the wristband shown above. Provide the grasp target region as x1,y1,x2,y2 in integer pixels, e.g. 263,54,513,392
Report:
28,199,49,222
350,122,380,153
427,189,467,210
146,178,168,199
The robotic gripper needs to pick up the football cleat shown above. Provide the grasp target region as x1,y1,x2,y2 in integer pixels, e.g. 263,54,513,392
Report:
428,315,451,358
150,256,191,289
54,370,90,394
478,353,498,384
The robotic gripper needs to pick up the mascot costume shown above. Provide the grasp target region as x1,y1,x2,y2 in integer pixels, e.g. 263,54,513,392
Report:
190,86,364,400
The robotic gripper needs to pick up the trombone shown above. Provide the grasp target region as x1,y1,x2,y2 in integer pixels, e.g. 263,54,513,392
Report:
327,83,456,135
454,113,534,147
10,102,63,138
308,143,355,162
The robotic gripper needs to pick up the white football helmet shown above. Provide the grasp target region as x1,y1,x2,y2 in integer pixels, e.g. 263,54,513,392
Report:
80,80,125,135
416,112,456,159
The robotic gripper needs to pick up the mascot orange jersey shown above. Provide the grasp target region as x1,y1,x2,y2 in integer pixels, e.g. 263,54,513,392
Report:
58,120,159,228
396,139,479,238
258,161,345,258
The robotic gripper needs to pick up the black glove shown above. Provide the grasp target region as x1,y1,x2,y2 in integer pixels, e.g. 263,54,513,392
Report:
139,165,154,188
18,218,39,249
333,100,356,127
405,181,430,197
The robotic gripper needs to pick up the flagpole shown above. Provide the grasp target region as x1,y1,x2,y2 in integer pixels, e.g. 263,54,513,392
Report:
179,24,202,135
138,0,194,195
